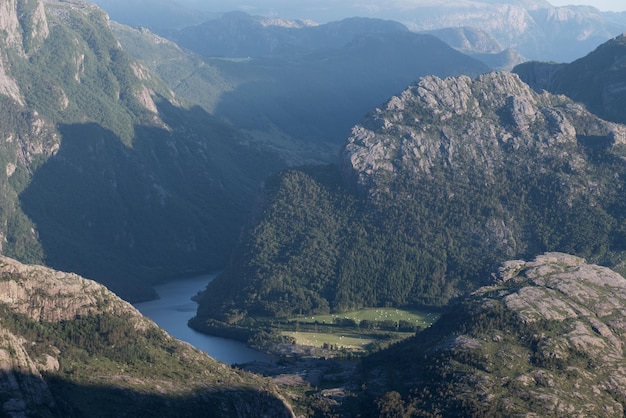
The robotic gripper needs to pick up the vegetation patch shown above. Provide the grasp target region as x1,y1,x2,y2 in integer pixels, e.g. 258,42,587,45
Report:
292,307,439,330
282,331,377,350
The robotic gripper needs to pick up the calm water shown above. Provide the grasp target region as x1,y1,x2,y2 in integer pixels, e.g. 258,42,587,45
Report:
133,274,272,365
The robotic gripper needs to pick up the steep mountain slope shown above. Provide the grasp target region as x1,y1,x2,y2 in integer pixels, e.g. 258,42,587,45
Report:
192,71,626,329
515,33,626,125
113,17,490,163
0,0,286,300
359,253,626,417
0,255,293,417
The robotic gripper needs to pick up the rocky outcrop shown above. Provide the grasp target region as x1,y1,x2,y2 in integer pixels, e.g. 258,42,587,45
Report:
364,253,626,416
466,253,626,415
0,256,144,323
342,71,626,197
0,255,294,418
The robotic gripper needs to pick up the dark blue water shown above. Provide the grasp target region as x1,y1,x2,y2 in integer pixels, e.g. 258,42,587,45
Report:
133,274,271,365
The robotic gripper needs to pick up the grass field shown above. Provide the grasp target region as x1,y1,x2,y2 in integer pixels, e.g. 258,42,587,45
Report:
283,331,377,350
292,307,439,328
277,307,440,353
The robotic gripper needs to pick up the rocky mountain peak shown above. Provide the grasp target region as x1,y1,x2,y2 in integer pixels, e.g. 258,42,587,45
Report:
341,71,623,198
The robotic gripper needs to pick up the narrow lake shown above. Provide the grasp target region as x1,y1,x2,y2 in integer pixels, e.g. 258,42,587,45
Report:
133,274,272,365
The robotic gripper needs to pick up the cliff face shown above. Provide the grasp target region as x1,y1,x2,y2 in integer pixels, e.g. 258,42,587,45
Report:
0,0,286,299
0,255,294,418
0,0,49,56
364,253,626,416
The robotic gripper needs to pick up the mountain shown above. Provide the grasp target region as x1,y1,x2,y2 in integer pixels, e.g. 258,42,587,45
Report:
422,27,526,70
515,34,626,125
192,71,626,329
355,1,626,63
112,16,490,163
168,12,406,58
0,255,293,417
92,0,626,63
0,0,286,300
357,253,626,417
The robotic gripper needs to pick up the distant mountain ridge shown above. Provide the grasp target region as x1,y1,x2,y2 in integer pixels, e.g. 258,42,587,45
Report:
169,12,408,58
515,33,626,125
113,16,490,164
92,0,626,63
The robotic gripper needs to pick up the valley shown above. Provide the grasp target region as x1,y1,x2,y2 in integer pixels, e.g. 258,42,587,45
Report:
3,0,626,416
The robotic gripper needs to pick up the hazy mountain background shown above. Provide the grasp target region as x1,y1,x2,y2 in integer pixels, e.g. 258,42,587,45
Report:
112,15,490,164
93,0,626,63
90,0,626,163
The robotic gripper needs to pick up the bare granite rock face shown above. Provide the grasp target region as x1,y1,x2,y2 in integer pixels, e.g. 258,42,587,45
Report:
0,0,49,56
450,253,626,415
342,72,624,197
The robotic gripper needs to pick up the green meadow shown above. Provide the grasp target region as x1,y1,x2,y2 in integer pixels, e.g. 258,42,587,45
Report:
282,332,377,350
292,307,439,328
276,307,440,353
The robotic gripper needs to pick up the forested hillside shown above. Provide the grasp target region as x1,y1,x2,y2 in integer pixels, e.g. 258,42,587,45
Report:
0,255,293,417
0,0,285,300
193,70,626,329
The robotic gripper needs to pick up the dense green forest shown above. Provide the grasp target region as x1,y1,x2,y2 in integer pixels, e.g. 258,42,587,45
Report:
196,154,625,327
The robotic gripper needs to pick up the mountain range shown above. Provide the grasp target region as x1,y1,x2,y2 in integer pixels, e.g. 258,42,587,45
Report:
92,0,626,63
5,0,626,416
111,15,490,164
